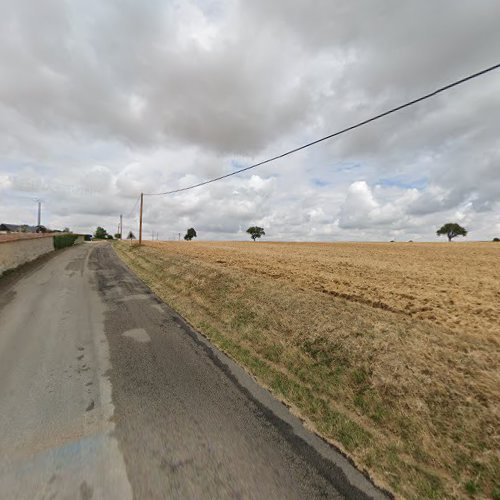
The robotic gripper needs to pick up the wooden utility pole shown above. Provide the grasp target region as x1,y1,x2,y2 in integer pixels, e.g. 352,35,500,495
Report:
120,214,123,239
139,193,144,245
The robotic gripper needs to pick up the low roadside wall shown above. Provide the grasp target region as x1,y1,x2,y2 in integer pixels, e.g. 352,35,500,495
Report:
0,234,85,276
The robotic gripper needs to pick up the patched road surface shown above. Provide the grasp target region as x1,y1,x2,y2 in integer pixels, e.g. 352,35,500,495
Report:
0,243,387,499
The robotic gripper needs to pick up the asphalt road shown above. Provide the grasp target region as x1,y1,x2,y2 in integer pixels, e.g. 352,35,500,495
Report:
0,242,387,499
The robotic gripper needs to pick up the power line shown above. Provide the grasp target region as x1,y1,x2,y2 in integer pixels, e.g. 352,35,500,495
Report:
144,62,500,196
126,195,141,217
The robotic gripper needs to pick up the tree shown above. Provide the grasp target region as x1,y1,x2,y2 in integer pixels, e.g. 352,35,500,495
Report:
114,233,122,239
246,226,265,241
94,226,108,239
493,237,500,242
184,228,197,241
436,222,467,242
63,227,71,233
127,231,136,240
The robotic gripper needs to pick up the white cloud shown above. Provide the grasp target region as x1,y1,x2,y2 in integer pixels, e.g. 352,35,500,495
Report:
0,0,499,241
339,181,414,230
0,175,11,190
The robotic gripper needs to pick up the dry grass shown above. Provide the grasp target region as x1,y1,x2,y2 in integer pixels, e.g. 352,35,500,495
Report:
115,241,500,499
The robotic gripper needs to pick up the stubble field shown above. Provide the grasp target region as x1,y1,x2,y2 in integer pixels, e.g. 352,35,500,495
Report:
115,241,499,499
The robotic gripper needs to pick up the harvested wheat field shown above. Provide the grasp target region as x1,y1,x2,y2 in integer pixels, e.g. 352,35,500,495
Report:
115,241,499,499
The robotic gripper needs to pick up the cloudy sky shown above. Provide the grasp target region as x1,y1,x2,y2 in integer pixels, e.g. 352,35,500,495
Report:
1,0,499,241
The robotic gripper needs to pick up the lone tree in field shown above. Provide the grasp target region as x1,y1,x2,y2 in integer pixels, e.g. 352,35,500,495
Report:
246,226,265,241
436,222,467,242
184,228,197,241
127,231,136,241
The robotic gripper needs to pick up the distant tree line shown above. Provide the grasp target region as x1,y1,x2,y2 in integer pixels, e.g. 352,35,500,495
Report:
93,220,500,243
94,226,114,240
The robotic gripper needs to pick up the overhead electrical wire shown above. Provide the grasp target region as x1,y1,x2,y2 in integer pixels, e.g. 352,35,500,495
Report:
143,62,500,197
126,194,141,217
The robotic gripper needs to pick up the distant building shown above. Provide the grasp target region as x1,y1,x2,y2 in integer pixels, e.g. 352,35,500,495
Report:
1,223,34,233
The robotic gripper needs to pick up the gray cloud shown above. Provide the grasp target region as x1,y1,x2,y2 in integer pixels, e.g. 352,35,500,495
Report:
1,0,499,241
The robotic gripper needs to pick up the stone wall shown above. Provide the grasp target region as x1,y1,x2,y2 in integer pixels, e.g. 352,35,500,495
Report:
0,235,55,275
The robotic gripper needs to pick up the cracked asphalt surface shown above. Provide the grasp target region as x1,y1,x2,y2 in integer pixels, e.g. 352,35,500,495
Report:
0,242,387,499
